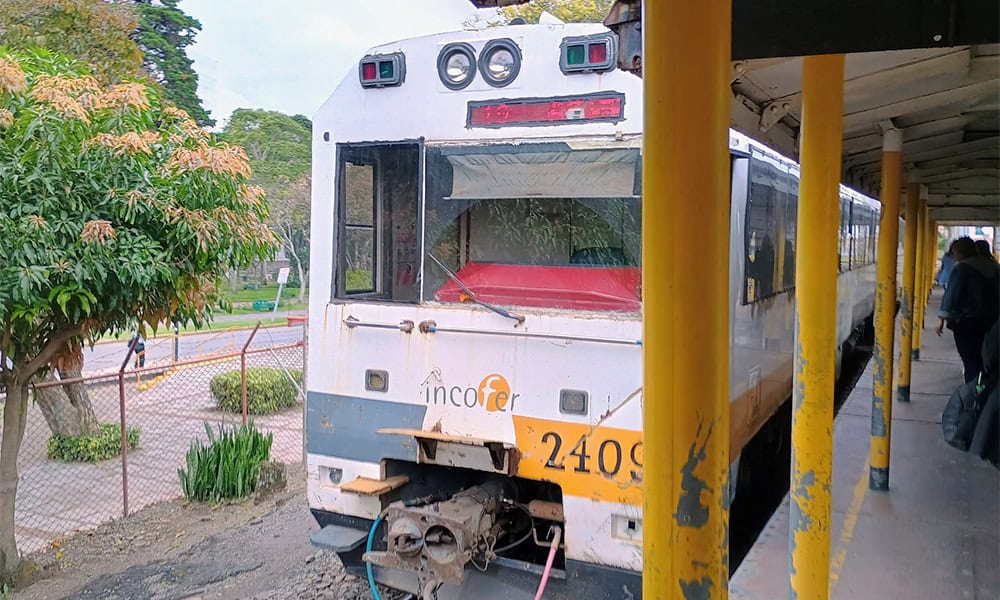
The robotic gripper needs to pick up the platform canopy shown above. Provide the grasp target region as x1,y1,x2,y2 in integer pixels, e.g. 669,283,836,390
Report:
468,0,1000,223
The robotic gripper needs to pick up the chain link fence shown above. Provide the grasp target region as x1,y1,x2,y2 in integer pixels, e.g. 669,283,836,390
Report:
8,321,306,556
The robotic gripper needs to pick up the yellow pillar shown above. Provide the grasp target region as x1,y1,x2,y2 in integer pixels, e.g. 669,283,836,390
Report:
921,204,932,349
927,218,937,298
869,130,902,491
790,53,843,600
642,1,731,598
897,185,920,402
912,199,926,360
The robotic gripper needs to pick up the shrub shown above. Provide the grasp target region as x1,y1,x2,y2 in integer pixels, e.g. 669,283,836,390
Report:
178,422,273,502
209,368,303,415
47,424,140,462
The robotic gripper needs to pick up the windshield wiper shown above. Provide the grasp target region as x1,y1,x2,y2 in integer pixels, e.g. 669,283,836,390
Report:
426,253,525,326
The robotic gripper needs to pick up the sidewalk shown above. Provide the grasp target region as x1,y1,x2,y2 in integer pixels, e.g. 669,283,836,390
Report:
732,290,999,598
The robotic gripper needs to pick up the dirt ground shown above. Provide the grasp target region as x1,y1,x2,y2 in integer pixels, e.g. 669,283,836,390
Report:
12,470,404,600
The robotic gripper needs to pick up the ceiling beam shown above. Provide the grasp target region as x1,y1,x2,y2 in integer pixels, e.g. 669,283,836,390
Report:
916,168,999,183
915,147,1000,170
929,206,1000,221
770,50,974,116
844,131,966,168
849,145,999,179
906,136,999,164
729,93,799,158
927,193,999,205
842,115,969,155
910,159,1000,178
841,80,997,134
928,180,1000,194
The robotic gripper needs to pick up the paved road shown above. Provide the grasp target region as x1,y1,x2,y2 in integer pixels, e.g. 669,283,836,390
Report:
84,321,305,375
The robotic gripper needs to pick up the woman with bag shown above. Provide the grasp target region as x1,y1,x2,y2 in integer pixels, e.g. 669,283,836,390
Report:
936,237,1000,382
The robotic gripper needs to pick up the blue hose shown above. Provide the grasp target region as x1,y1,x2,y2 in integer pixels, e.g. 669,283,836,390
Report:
366,514,384,600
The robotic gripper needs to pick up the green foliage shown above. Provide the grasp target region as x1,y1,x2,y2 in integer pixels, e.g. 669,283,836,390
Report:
346,270,372,291
221,109,310,182
131,0,213,127
465,0,613,27
47,423,140,462
209,367,303,415
177,421,273,502
221,109,311,293
0,0,144,84
0,48,277,366
498,0,613,23
290,114,312,132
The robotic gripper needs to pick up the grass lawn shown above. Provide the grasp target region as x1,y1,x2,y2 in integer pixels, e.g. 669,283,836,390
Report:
228,301,308,315
97,317,286,342
225,283,305,303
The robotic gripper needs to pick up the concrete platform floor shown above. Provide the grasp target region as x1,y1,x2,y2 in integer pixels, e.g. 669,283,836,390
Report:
731,294,999,599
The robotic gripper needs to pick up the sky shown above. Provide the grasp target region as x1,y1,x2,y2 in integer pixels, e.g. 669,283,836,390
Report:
183,0,498,128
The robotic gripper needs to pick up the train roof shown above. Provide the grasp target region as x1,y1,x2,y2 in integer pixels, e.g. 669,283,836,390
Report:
314,22,880,209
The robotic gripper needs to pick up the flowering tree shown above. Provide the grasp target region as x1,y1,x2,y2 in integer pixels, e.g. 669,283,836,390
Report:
0,48,276,582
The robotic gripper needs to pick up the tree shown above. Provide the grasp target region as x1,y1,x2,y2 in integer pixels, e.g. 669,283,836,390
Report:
0,48,275,582
270,174,311,299
290,113,312,132
221,109,311,300
498,0,613,24
131,0,213,127
463,0,613,29
0,0,143,84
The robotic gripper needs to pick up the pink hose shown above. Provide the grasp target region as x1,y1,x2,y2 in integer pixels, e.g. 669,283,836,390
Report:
534,526,562,600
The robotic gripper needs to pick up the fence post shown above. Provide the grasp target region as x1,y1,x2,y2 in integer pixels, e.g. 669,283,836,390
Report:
173,322,180,362
302,316,308,464
241,322,262,425
119,338,139,518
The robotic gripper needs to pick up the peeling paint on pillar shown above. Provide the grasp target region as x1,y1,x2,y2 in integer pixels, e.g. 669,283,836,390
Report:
788,54,842,599
680,577,713,600
897,184,920,404
870,398,887,437
675,419,714,529
870,142,901,491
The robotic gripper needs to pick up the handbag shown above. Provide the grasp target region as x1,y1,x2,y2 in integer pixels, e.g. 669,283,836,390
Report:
942,373,986,452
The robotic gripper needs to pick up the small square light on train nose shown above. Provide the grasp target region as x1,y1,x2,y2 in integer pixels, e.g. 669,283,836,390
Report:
560,389,588,415
366,369,388,392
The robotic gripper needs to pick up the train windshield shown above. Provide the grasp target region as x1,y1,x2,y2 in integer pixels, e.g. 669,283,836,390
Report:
424,143,642,312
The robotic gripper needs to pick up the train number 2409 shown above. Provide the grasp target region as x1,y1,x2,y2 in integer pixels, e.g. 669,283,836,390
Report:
540,431,643,481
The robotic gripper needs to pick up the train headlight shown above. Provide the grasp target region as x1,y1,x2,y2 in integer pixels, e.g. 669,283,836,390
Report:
560,389,588,415
437,43,476,90
479,39,521,87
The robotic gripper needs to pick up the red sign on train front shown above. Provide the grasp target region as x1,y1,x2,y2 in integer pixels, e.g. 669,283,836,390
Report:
468,93,625,128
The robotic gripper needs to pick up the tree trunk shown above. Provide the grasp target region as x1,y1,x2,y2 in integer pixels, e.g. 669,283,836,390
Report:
33,366,99,437
0,382,28,583
285,237,307,304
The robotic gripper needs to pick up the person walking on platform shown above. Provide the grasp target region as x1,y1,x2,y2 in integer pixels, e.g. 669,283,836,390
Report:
936,248,956,289
936,237,1000,382
974,239,995,262
969,320,999,468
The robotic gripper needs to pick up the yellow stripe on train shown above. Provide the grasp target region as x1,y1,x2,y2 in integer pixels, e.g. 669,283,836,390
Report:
512,416,643,506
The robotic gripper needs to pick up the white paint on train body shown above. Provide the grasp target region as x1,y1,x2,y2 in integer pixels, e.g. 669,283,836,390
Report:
305,21,886,587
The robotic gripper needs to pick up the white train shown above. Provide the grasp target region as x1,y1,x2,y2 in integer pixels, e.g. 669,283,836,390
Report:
305,20,881,600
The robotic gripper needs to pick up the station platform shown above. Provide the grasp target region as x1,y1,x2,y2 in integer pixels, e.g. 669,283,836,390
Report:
731,297,999,599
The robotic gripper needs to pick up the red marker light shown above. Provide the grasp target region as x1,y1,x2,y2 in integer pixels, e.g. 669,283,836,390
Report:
588,42,607,65
361,62,377,81
468,93,625,127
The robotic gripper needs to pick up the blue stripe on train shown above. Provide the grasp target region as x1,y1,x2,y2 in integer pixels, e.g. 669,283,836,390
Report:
305,391,428,463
